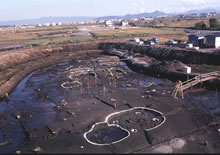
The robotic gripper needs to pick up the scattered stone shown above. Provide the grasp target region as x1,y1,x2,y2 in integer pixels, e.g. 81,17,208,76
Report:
47,126,56,134
61,99,68,106
16,150,21,154
111,98,116,102
80,146,84,149
66,111,75,116
5,93,10,102
32,146,42,152
63,118,67,121
152,89,156,92
131,129,137,133
16,114,21,120
218,129,220,132
54,105,60,109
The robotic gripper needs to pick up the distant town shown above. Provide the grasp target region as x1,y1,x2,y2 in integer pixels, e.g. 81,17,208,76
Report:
1,10,220,29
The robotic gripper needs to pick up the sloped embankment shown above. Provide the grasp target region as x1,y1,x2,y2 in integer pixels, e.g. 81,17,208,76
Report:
99,42,220,91
98,42,220,65
0,42,101,99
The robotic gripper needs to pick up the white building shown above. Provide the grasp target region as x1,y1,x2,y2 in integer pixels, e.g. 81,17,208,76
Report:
44,23,50,27
58,22,63,26
37,24,42,27
121,20,129,27
105,20,115,27
51,22,57,26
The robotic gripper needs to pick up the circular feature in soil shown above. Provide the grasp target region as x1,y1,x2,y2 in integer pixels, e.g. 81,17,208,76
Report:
61,81,82,89
84,107,165,146
85,123,129,145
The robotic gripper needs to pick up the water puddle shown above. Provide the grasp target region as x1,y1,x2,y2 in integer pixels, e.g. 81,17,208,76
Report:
85,123,129,145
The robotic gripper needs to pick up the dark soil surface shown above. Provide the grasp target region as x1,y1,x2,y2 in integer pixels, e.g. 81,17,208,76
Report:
0,52,220,154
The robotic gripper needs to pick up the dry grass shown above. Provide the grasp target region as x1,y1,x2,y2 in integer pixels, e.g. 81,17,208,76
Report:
167,19,210,28
0,25,188,47
92,27,186,39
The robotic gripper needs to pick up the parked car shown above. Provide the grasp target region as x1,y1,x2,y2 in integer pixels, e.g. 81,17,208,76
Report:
140,38,145,42
130,37,140,43
165,40,177,45
145,40,155,45
152,37,160,43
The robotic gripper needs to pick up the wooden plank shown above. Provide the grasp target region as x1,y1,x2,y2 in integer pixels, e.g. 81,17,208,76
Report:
172,72,219,99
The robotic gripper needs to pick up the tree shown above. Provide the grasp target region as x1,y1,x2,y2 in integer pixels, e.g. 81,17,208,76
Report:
209,18,219,29
195,21,207,30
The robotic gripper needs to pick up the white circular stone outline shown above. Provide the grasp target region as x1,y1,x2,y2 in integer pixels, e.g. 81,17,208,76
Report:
83,107,166,146
61,81,82,89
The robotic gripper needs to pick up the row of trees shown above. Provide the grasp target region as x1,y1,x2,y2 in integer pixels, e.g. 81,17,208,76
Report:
195,18,220,30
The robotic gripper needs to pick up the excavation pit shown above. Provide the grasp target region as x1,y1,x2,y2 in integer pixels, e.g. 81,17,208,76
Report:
84,107,165,146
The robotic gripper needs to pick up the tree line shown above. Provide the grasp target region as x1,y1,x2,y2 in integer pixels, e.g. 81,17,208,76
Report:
195,18,220,30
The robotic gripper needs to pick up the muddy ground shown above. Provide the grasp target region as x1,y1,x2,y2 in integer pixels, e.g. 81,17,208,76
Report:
0,51,220,154
0,41,220,154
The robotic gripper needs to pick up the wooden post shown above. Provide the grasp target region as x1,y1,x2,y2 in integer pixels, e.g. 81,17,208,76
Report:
179,81,184,99
173,81,180,99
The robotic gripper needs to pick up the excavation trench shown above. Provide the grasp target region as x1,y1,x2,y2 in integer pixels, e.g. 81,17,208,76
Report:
0,42,220,153
98,42,220,91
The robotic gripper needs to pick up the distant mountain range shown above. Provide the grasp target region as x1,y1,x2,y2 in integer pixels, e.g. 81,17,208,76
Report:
183,8,218,15
96,11,167,20
0,8,219,26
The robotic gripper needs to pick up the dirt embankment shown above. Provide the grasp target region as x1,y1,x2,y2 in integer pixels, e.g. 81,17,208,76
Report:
99,42,220,91
0,42,102,99
98,42,220,66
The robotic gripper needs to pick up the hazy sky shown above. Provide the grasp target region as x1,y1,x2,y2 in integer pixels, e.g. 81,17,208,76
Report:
0,0,220,21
